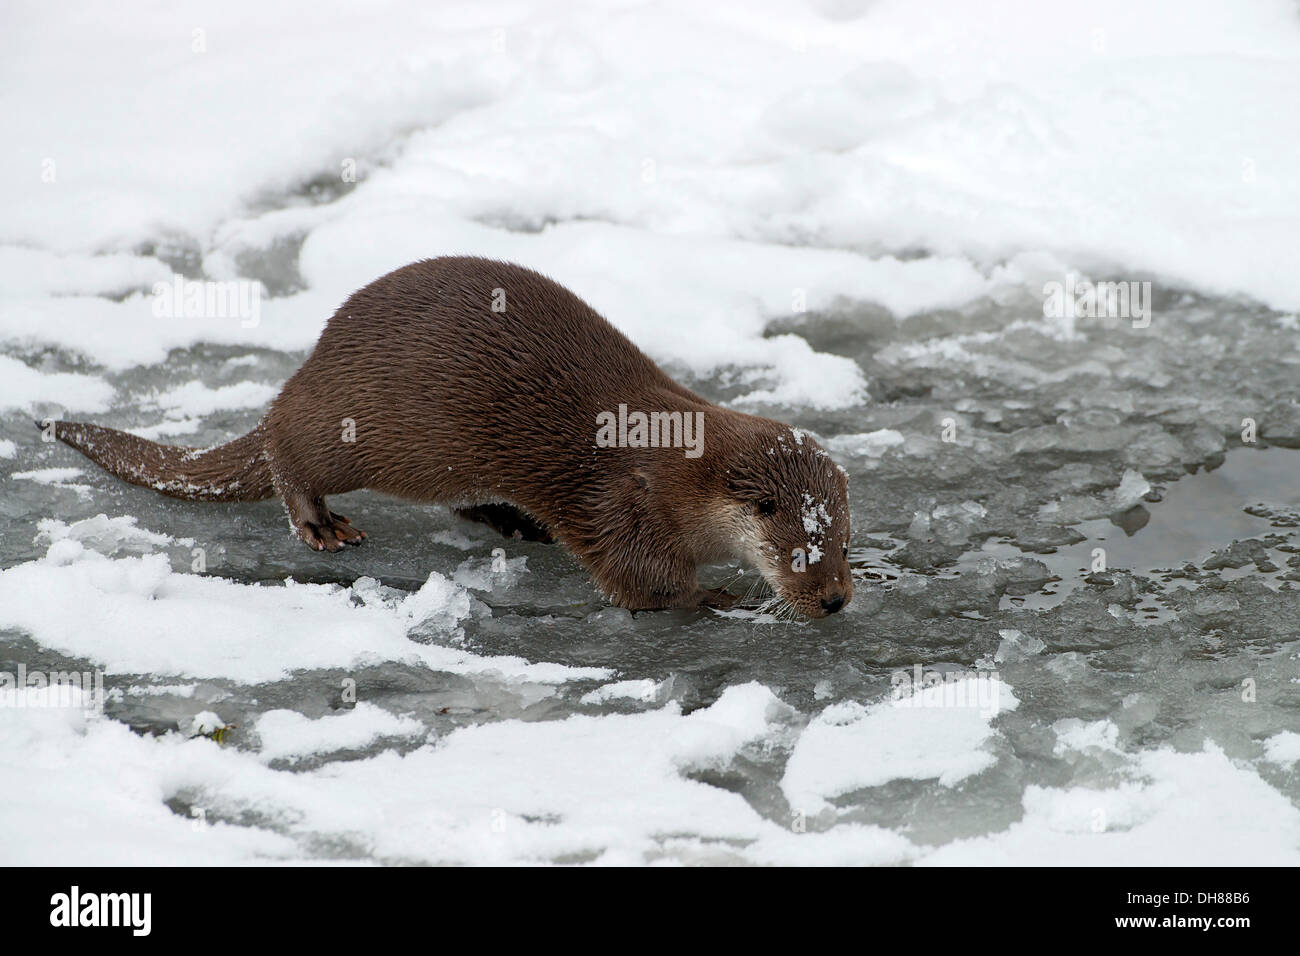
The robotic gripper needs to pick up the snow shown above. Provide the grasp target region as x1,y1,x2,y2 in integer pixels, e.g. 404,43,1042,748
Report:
0,354,114,414
2,0,1299,867
36,514,174,551
1,680,907,866
6,0,1300,397
581,679,662,705
0,689,300,865
189,711,226,737
11,467,85,485
1262,731,1300,769
0,529,607,685
783,677,1020,812
255,703,426,762
10,467,95,499
1053,718,1121,755
147,381,280,419
919,746,1300,867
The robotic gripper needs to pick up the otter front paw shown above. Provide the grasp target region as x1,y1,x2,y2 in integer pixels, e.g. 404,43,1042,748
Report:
295,511,366,552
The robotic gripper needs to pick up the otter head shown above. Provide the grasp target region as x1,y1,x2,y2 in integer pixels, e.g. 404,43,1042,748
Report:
716,422,854,619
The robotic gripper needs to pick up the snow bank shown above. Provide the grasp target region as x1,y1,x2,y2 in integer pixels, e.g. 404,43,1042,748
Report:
0,680,912,865
0,519,608,685
5,0,1298,406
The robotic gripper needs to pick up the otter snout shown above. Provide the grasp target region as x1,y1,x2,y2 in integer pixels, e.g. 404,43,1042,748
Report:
791,577,852,619
813,579,852,618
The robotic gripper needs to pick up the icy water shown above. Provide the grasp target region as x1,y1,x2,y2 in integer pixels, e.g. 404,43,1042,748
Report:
3,268,1299,864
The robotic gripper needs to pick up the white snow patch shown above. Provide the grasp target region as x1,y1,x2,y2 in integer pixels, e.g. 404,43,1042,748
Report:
1262,731,1300,769
580,679,661,705
919,745,1300,866
11,468,95,499
0,531,608,685
782,677,1020,812
0,355,114,414
12,467,84,484
255,703,425,762
146,381,279,419
1052,718,1121,755
189,711,226,737
36,514,173,552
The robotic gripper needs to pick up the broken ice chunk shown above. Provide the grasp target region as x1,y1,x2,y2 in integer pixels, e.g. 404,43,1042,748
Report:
994,628,1046,664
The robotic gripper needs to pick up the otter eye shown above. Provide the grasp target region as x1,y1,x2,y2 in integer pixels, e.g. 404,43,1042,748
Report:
842,544,848,558
756,498,777,516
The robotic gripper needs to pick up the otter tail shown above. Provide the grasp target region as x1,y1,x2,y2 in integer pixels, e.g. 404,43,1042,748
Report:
44,420,275,502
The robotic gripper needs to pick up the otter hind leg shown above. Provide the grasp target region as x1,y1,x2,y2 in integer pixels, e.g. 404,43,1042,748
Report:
455,504,553,543
282,488,367,552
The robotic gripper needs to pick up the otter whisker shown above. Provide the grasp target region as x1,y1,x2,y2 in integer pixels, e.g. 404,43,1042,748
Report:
744,579,776,610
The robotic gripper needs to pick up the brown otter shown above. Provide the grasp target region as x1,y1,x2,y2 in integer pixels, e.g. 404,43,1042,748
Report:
47,257,854,618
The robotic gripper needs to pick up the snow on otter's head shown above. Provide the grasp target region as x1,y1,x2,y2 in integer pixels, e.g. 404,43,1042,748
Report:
723,424,853,619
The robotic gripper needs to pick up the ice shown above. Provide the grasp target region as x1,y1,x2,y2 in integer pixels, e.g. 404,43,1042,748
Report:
452,554,530,594
4,0,1300,865
1111,470,1152,512
825,429,904,459
994,629,1046,665
123,683,196,699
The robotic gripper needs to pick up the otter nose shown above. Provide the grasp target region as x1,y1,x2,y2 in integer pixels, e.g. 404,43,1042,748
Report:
821,594,845,615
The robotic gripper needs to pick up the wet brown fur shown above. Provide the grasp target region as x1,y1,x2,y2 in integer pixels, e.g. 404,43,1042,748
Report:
49,257,854,617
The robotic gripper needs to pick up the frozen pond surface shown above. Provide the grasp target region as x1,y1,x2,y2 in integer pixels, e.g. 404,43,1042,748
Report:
3,284,1299,865
3,0,1300,865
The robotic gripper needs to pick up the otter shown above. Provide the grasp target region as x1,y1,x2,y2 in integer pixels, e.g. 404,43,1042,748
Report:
47,257,854,618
